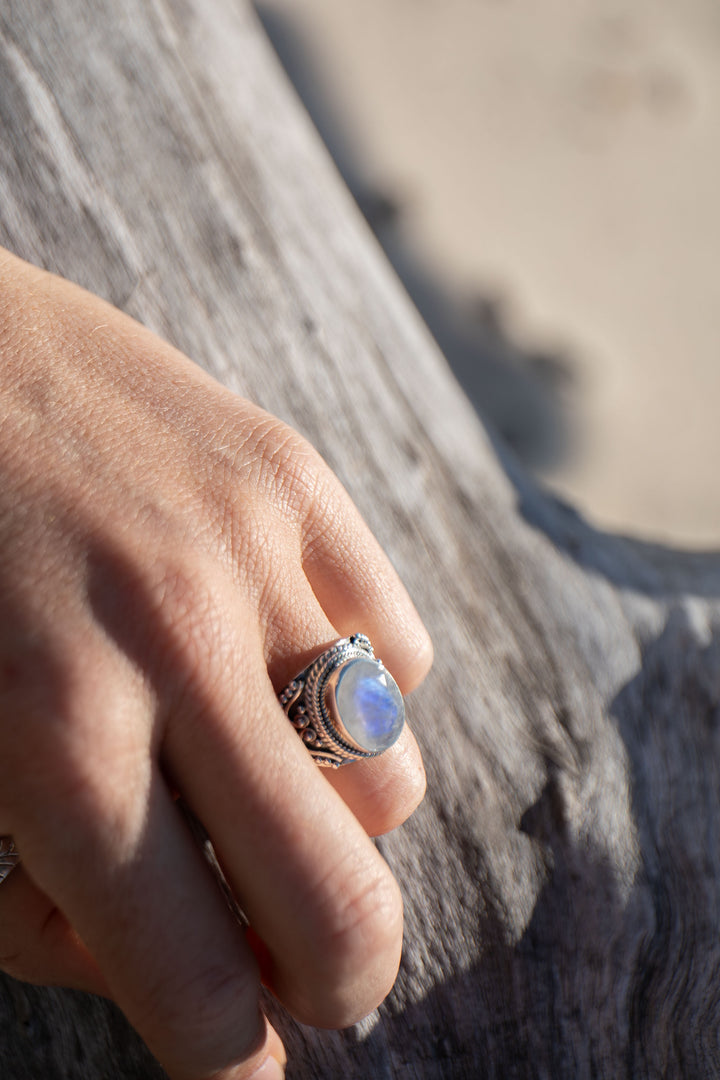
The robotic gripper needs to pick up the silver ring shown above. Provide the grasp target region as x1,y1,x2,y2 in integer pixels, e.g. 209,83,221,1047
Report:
278,634,405,768
0,837,20,885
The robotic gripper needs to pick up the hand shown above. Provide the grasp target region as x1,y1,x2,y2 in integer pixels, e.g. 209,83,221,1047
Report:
0,249,432,1078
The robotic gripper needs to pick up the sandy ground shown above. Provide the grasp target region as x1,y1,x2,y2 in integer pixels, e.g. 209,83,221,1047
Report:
258,0,720,548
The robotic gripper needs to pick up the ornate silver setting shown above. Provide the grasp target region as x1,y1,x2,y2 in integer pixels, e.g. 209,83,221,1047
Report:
0,836,20,886
279,634,404,768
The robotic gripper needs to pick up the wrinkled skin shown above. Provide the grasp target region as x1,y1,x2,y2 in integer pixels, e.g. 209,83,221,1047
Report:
0,248,432,1079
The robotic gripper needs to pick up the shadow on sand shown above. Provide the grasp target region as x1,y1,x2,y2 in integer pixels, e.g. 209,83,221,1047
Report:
254,2,578,478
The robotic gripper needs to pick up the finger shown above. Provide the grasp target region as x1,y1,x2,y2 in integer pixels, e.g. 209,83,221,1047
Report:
0,866,107,994
164,617,404,1029
229,521,426,836
15,750,278,1079
298,475,433,693
321,727,426,837
267,607,426,837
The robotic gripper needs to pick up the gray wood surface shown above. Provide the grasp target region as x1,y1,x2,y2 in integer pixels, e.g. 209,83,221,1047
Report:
2,1,719,1077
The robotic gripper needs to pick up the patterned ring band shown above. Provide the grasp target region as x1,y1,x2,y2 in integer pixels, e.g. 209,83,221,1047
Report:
0,837,20,886
278,634,405,768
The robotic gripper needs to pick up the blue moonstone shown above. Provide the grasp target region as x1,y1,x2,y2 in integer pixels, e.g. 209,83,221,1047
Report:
334,658,405,752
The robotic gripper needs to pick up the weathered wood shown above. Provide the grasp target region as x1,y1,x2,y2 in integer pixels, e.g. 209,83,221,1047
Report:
1,1,719,1077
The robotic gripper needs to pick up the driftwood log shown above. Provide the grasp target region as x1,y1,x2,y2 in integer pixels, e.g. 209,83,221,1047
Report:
1,2,719,1077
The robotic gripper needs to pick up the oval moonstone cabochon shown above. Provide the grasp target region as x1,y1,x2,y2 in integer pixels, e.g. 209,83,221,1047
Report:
332,657,405,753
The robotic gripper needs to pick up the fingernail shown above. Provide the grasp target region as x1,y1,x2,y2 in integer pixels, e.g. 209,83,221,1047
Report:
248,1054,285,1080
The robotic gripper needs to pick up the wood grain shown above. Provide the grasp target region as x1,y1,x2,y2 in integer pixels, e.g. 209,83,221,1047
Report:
1,1,719,1077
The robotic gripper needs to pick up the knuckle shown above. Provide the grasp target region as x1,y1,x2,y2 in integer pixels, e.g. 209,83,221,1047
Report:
145,557,247,684
0,638,126,801
148,557,260,712
139,963,261,1075
300,858,403,1027
14,737,145,857
325,864,403,956
248,416,326,518
0,919,25,980
152,559,226,668
0,891,67,986
0,645,149,848
0,950,28,983
368,743,428,837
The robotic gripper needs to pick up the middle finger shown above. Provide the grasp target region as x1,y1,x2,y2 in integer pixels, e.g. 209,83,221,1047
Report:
162,598,404,1027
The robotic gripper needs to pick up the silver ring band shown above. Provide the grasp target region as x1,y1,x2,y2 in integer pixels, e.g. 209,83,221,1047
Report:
0,837,20,885
278,634,405,768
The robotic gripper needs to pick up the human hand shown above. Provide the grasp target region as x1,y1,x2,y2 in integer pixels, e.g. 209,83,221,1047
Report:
0,248,432,1078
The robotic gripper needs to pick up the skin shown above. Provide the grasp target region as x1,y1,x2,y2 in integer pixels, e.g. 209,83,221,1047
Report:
0,247,432,1079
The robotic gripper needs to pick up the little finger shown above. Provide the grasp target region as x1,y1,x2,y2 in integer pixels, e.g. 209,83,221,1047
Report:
0,862,107,994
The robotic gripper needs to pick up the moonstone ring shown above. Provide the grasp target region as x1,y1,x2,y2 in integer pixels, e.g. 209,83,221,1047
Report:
0,837,20,885
278,634,405,767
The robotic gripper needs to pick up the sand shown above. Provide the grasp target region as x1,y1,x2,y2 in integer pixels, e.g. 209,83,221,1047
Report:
258,0,720,548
